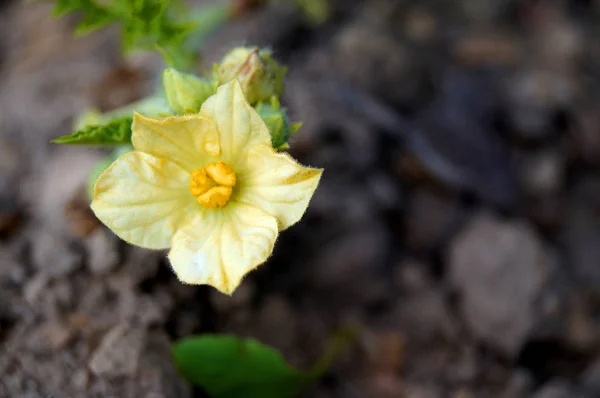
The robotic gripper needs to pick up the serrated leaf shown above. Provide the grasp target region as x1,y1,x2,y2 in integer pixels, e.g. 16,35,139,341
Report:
172,335,312,398
75,8,115,34
45,0,217,71
53,117,133,145
52,0,87,17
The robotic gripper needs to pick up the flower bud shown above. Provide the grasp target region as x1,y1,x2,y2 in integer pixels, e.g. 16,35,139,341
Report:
163,68,216,114
255,98,300,150
216,47,286,105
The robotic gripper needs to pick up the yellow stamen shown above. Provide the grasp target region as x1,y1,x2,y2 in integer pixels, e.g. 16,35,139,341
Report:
189,161,237,209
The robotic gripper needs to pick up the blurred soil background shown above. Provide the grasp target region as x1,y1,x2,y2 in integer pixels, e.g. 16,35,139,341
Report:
1,0,600,397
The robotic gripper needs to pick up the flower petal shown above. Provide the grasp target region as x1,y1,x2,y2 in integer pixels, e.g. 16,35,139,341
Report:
238,144,323,230
132,113,221,172
199,80,271,167
91,151,197,249
168,202,278,294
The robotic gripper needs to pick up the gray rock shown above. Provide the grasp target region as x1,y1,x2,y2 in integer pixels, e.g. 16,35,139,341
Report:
404,188,463,252
534,16,583,72
30,228,82,278
400,383,442,398
40,320,75,350
519,150,564,197
0,242,25,285
89,324,146,377
310,225,390,308
387,289,458,344
449,212,548,356
580,357,600,396
121,291,173,327
134,331,192,398
4,325,190,398
120,246,162,286
563,177,600,293
332,24,423,108
26,148,104,233
531,380,573,398
501,369,534,398
393,259,432,293
506,70,577,142
23,272,50,305
84,228,120,275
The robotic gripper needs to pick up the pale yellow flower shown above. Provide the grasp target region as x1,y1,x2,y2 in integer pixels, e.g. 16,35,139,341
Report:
91,81,322,294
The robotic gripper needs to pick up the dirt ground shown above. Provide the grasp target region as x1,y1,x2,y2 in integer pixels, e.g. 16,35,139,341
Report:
1,0,600,397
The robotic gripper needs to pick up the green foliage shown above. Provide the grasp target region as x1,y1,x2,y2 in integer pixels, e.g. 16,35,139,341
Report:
163,68,216,114
52,116,133,145
46,0,230,70
52,0,114,33
172,335,312,398
54,95,169,147
172,327,358,398
256,97,297,149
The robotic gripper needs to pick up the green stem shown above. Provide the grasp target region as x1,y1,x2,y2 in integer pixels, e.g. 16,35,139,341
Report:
308,324,361,379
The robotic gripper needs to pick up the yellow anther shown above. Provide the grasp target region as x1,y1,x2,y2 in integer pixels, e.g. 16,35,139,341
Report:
204,161,237,187
189,169,214,197
196,186,233,209
189,161,237,209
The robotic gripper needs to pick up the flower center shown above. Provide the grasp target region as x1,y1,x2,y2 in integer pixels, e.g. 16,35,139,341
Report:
189,161,237,209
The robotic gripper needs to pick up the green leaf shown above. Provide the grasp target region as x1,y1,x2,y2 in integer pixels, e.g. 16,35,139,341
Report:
172,335,312,398
163,68,215,114
256,98,295,149
74,7,115,34
44,0,228,71
52,0,96,17
52,117,133,145
173,326,360,398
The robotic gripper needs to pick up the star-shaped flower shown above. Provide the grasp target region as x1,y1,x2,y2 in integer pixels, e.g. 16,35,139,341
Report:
91,81,322,294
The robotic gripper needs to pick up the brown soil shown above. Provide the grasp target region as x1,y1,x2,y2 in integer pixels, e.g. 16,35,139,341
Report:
1,1,600,397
